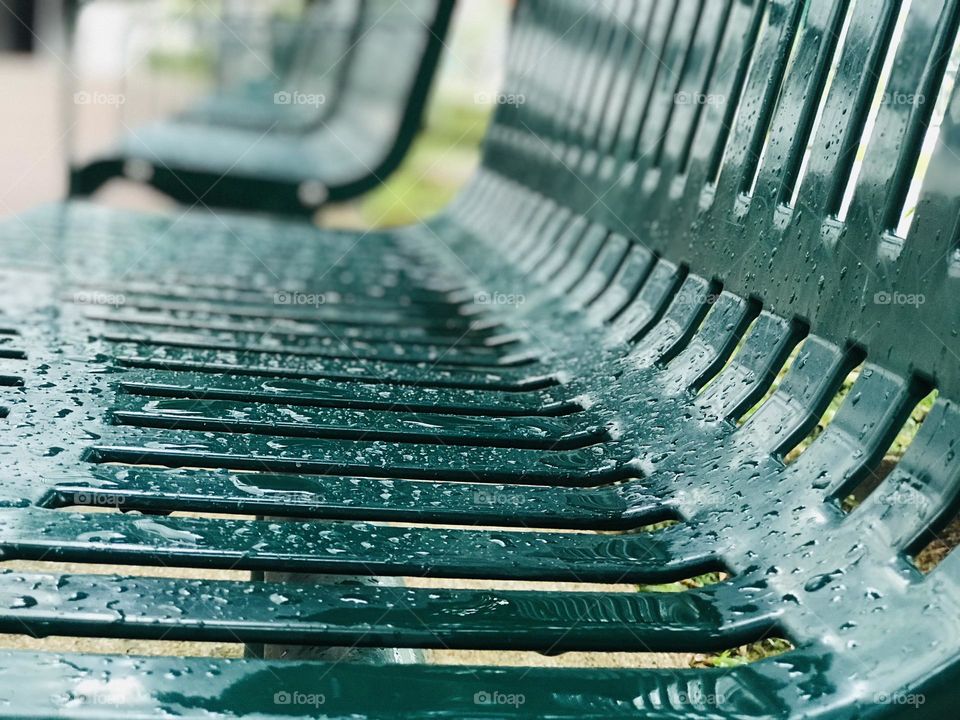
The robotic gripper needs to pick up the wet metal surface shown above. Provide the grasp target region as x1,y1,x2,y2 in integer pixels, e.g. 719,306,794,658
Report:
0,0,959,717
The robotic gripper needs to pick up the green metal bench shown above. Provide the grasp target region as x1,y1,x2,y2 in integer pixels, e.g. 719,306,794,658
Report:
67,0,455,216
0,0,958,716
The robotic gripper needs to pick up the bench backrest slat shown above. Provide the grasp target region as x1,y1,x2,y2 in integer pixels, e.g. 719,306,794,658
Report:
484,0,960,399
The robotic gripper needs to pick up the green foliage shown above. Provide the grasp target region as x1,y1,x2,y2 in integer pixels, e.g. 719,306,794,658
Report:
360,102,492,227
636,570,724,594
889,390,938,458
693,638,794,668
146,49,214,74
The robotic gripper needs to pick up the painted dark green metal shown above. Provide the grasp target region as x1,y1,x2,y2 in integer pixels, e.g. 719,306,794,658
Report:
67,0,456,217
0,0,958,716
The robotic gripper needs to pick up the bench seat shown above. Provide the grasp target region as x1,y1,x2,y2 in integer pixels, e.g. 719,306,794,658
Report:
0,183,951,717
2,0,960,716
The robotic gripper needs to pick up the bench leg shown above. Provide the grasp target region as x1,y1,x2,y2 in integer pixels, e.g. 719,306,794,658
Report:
247,516,424,664
261,572,424,663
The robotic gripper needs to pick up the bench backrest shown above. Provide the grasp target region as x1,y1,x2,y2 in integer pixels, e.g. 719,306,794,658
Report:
315,0,455,173
483,0,960,403
270,0,453,134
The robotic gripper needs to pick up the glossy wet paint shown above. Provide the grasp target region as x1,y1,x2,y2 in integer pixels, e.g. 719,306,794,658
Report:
0,0,958,717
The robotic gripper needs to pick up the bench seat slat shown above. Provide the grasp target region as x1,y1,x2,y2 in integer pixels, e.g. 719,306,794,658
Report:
115,353,557,391
117,374,576,417
85,428,628,485
103,323,507,360
87,312,496,347
0,571,774,653
0,510,712,584
45,468,656,530
0,648,824,719
109,397,606,450
101,332,521,367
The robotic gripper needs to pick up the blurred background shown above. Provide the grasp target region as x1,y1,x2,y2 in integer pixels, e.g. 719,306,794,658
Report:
0,0,511,223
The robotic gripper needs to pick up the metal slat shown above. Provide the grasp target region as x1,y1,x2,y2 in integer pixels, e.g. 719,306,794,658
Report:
0,509,715,584
43,467,654,530
0,571,775,653
117,373,578,416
